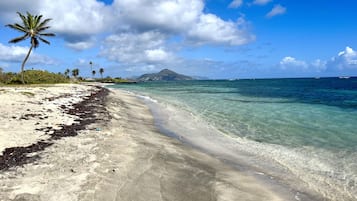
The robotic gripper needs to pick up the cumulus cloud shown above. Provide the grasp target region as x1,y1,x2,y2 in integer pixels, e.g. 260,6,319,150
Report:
279,46,357,75
187,14,255,45
266,4,286,18
328,46,357,70
66,39,96,51
1,0,254,51
0,43,57,66
336,46,357,65
113,0,203,33
280,56,307,69
0,1,39,22
100,31,174,65
0,0,112,50
114,0,253,46
229,0,243,8
253,0,272,6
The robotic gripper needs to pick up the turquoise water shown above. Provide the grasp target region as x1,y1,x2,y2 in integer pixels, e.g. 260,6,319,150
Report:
110,78,357,200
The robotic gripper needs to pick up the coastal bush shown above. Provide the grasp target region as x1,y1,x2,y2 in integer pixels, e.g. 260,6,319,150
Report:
0,72,17,84
97,76,132,83
1,70,69,84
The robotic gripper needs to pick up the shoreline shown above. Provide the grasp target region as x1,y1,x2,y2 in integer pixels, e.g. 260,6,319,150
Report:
0,84,340,200
82,88,289,201
115,85,356,201
123,89,325,201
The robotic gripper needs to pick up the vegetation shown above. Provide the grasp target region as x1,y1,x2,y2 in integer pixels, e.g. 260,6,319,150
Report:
6,12,55,84
89,61,93,78
0,70,68,84
72,69,79,79
96,76,135,83
99,68,104,79
64,69,70,78
92,70,96,78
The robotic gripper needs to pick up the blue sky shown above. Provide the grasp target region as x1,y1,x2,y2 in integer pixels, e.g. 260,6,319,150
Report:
0,0,356,79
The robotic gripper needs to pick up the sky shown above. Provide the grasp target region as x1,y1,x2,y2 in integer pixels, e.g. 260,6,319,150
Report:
0,0,356,79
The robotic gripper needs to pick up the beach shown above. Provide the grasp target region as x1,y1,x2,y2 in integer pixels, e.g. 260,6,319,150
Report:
0,84,291,201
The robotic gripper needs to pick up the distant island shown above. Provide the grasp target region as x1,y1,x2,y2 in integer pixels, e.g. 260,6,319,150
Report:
136,69,194,81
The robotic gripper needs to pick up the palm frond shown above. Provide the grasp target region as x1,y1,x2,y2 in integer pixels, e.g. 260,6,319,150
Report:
34,15,43,27
6,24,27,33
17,12,30,28
37,26,51,32
38,36,50,45
38,18,52,29
8,34,29,43
39,32,55,37
26,12,36,29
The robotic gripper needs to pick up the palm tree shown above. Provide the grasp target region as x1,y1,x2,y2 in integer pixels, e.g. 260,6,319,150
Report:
89,61,93,78
64,68,70,78
92,70,96,79
72,68,79,79
6,12,55,84
99,68,104,79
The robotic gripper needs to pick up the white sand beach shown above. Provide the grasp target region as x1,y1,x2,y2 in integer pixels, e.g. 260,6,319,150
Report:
0,84,297,201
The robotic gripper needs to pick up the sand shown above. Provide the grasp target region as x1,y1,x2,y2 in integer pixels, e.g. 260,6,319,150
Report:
0,84,289,201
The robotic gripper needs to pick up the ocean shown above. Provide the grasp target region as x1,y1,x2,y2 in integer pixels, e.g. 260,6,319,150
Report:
110,77,357,201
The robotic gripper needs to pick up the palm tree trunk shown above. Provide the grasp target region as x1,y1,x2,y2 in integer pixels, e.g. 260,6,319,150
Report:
21,44,34,84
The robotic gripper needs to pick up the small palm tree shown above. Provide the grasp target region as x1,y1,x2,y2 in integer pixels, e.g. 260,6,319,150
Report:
99,68,104,79
6,12,55,84
64,68,70,78
92,70,96,78
89,61,93,78
72,68,79,79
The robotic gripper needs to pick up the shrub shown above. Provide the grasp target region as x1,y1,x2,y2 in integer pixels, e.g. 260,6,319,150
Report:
1,70,69,84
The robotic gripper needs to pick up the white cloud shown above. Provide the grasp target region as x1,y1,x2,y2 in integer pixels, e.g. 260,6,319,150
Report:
145,49,172,62
0,43,56,66
280,56,307,69
40,0,110,35
328,46,357,70
266,4,286,18
1,0,255,51
0,1,39,22
0,0,112,50
188,14,255,45
114,0,253,46
114,0,203,33
337,46,357,65
253,0,272,6
229,0,243,8
66,40,96,51
100,31,173,65
278,47,357,75
311,59,327,71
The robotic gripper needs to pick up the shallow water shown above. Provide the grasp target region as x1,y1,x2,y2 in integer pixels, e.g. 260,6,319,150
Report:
110,78,357,201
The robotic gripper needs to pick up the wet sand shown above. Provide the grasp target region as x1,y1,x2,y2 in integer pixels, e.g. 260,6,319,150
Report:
0,85,289,200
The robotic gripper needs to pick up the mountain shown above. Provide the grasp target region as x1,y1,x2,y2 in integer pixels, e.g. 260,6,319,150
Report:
136,69,194,81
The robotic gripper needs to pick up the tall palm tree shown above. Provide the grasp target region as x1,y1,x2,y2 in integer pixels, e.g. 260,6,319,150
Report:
6,12,55,84
99,68,104,79
92,70,96,79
